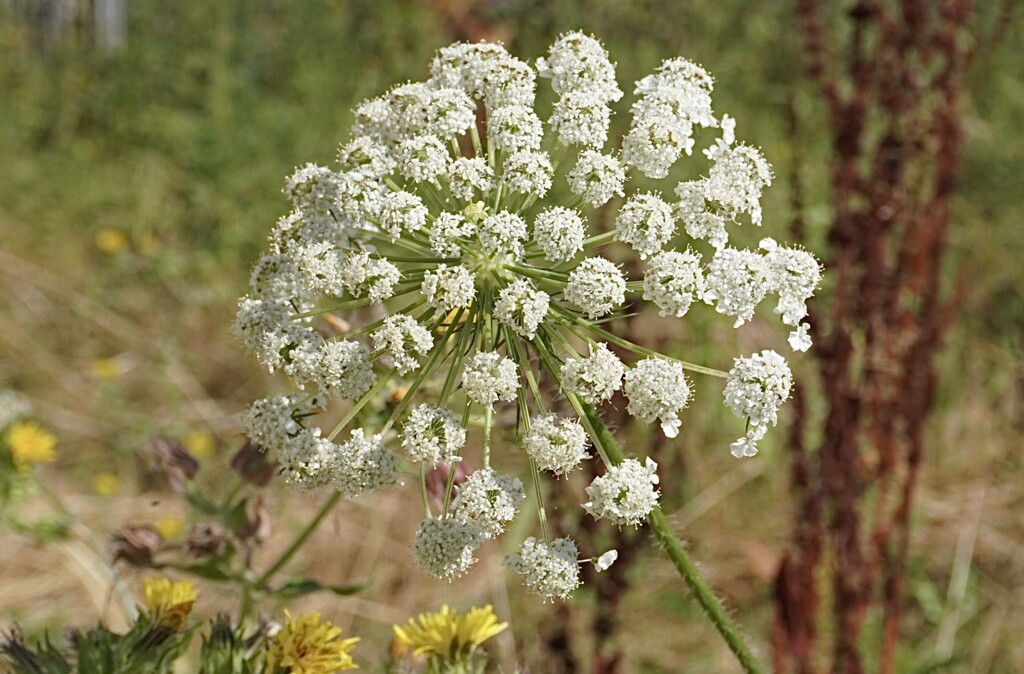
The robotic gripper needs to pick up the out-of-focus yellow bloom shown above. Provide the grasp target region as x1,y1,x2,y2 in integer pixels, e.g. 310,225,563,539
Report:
6,421,57,472
393,605,507,660
155,516,184,541
92,472,121,496
95,228,129,254
92,357,120,380
266,611,359,673
143,578,196,631
184,430,215,459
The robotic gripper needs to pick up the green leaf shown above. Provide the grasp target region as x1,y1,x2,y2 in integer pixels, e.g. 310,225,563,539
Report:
271,578,367,598
221,496,248,535
174,561,235,583
184,484,220,515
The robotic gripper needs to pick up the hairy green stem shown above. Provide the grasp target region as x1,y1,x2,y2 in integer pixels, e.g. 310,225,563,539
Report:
256,491,342,589
579,403,767,674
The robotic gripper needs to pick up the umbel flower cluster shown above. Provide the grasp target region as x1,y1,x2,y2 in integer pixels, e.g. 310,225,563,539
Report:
236,33,820,600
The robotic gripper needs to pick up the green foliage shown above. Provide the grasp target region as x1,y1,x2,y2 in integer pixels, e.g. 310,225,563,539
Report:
1,619,194,674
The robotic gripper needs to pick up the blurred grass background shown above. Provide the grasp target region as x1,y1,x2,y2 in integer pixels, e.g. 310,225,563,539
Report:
0,1,1021,672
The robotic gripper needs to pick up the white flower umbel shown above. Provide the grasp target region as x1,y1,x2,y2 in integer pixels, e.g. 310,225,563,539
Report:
564,257,626,319
502,151,554,197
642,250,706,318
452,468,526,537
724,350,793,457
704,247,771,328
488,104,543,153
462,352,518,406
494,279,550,340
315,340,376,398
429,212,475,257
479,211,528,258
238,33,819,600
377,190,428,241
549,91,612,148
331,428,399,496
761,238,821,352
624,358,691,438
504,536,582,601
413,515,483,581
245,395,307,454
401,404,467,465
448,157,494,201
372,315,434,375
523,414,591,476
533,207,585,263
536,31,622,103
559,342,624,405
421,265,476,314
583,457,660,526
341,252,400,302
567,150,626,207
615,192,677,259
704,138,773,226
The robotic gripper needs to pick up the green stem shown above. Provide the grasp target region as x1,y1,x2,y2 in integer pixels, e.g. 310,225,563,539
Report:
256,491,342,589
551,305,728,378
419,465,431,518
579,403,767,674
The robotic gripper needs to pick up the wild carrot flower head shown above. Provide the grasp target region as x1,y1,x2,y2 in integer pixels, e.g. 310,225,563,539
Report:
237,32,819,599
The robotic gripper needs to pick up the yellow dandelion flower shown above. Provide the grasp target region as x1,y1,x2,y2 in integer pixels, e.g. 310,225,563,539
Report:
5,421,57,473
95,228,129,254
92,472,121,496
455,605,507,652
393,605,506,661
155,515,184,540
266,611,359,673
143,578,196,631
394,605,459,659
184,430,215,459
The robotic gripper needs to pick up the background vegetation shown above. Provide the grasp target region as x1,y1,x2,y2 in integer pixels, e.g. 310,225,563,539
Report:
0,1,1021,672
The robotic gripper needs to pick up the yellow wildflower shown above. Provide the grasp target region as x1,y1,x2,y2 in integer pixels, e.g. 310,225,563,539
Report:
91,357,120,380
266,611,359,673
455,605,507,653
6,421,57,473
95,228,129,254
184,430,215,459
155,515,184,540
92,472,121,496
143,578,196,631
393,605,507,661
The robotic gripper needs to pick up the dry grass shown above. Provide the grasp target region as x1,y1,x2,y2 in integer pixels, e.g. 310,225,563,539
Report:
3,212,1023,671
